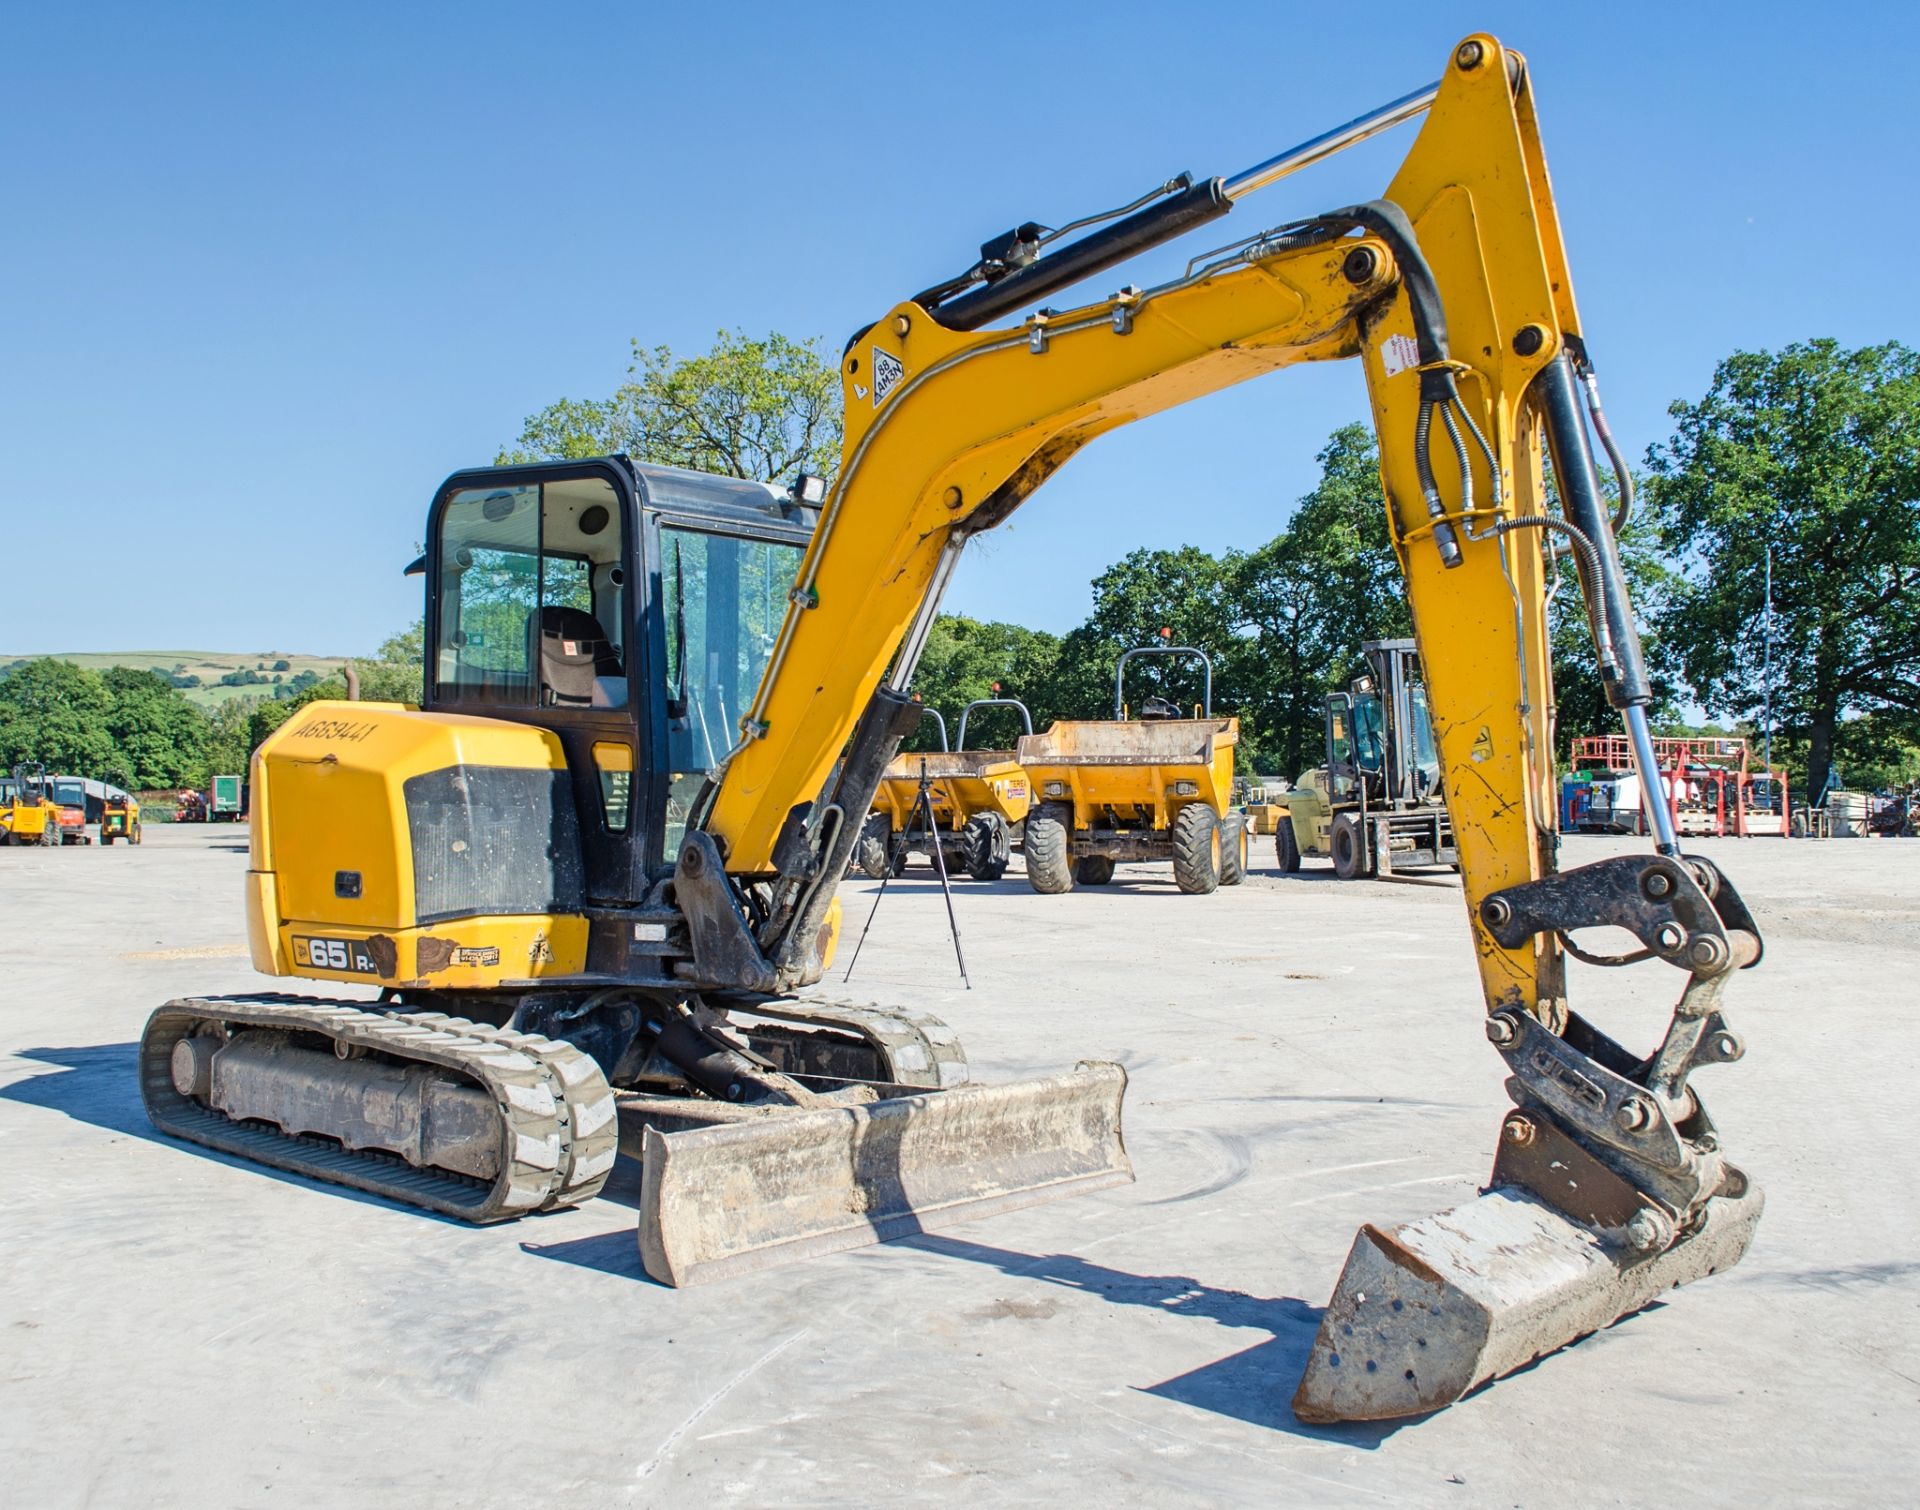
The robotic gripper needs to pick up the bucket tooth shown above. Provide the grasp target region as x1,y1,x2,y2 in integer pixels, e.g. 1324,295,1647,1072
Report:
1291,1183,1764,1423
638,1062,1131,1286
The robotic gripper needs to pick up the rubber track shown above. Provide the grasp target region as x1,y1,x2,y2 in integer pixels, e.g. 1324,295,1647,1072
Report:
730,995,972,1089
141,993,617,1224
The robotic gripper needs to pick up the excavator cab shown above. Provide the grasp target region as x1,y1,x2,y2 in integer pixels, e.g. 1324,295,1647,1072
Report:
423,458,814,901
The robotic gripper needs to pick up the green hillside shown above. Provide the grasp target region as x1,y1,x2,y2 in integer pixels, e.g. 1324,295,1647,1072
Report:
0,651,349,710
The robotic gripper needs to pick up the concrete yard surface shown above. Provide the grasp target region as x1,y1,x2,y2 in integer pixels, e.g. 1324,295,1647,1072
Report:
1,828,1915,1505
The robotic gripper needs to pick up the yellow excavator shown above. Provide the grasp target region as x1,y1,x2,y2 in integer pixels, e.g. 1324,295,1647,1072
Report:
143,34,1762,1422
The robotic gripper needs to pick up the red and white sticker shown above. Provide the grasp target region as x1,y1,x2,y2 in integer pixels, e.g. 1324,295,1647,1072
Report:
1380,333,1420,378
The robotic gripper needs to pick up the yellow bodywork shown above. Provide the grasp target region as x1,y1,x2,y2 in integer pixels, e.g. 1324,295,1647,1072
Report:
871,751,1031,835
246,700,588,989
715,33,1566,1023
1018,718,1237,832
1,798,58,843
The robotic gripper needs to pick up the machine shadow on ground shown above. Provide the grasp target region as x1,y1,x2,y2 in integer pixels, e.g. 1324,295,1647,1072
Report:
519,1203,1407,1445
0,1042,471,1224
899,1232,1411,1446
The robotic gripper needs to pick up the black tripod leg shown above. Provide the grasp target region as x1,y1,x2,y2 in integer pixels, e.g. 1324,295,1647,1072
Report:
920,782,971,989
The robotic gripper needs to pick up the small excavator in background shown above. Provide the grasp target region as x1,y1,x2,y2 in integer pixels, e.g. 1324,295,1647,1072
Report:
141,35,1765,1422
1271,638,1457,878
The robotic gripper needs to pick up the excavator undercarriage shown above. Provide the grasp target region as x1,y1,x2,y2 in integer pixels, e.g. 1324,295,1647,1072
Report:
144,987,1130,1285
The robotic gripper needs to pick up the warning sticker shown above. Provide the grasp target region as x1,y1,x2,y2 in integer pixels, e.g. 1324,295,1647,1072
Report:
871,346,905,406
1380,333,1421,379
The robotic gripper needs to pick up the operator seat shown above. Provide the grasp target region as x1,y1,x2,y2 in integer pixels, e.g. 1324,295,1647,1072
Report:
535,606,627,709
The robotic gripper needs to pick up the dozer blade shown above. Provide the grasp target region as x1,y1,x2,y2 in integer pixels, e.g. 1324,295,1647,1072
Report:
638,1062,1131,1286
1291,1182,1764,1423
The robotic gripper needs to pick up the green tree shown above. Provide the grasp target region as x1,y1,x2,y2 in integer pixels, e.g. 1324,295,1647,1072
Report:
1052,546,1242,739
0,659,116,774
499,330,842,482
202,700,254,783
1543,469,1681,748
1227,425,1410,776
355,622,425,704
1648,340,1920,799
99,667,207,788
905,615,1061,750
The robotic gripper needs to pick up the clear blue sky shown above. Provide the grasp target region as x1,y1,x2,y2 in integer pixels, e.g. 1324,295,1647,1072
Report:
4,1,1915,655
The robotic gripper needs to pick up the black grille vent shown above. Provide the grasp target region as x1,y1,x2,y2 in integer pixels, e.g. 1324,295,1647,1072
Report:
404,766,583,925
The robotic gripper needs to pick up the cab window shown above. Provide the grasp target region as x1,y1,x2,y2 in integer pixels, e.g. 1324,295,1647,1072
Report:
660,525,802,857
435,477,628,709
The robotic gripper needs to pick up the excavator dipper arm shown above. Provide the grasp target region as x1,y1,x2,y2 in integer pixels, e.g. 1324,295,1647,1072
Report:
702,34,1762,1420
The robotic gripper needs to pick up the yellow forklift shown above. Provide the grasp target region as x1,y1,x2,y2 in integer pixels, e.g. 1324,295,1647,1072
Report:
1272,639,1456,878
0,764,63,847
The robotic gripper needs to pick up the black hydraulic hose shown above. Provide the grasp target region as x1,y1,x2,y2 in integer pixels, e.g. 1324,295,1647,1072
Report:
1315,201,1464,568
1533,352,1652,709
1565,335,1634,533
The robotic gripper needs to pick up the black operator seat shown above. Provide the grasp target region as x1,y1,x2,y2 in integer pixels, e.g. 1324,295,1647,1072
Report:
536,605,627,709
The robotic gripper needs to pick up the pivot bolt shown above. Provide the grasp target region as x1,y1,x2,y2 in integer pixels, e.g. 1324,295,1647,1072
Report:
1689,934,1727,971
893,313,911,337
943,485,964,510
679,843,704,877
1503,1115,1534,1146
1615,1096,1654,1133
1455,40,1485,70
1342,246,1378,285
1485,1012,1520,1047
1511,324,1546,357
1483,896,1513,929
1625,1209,1669,1253
1644,870,1673,900
1656,922,1685,952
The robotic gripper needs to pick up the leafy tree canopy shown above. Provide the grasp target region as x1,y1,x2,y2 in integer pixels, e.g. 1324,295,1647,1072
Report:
1648,339,1920,799
0,659,117,777
498,330,842,483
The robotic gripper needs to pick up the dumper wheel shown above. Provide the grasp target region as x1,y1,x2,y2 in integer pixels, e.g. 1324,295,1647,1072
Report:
856,814,892,879
890,841,909,876
1331,812,1373,879
961,812,1010,881
1171,804,1220,894
1074,855,1114,886
1275,816,1302,873
1024,804,1073,894
1219,813,1248,886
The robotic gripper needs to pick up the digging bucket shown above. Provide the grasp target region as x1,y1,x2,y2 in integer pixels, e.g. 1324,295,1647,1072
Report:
638,1062,1131,1286
1292,1181,1764,1422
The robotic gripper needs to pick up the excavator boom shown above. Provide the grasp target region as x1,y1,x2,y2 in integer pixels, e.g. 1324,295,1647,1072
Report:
699,33,1763,1419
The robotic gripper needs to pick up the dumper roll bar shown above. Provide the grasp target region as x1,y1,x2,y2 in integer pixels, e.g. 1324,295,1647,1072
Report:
913,706,950,752
1115,646,1213,719
956,698,1034,748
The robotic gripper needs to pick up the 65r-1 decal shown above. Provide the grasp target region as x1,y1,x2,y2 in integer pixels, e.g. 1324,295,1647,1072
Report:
293,936,379,973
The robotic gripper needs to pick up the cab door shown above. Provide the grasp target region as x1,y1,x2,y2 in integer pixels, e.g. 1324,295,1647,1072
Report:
424,460,653,907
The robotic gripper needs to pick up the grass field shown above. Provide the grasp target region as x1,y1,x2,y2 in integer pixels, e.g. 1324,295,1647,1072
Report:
0,651,347,709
